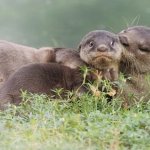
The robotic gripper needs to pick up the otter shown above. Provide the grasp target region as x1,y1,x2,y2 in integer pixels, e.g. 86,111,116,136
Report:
0,40,55,85
117,26,150,105
78,30,124,81
39,47,86,69
0,40,85,86
118,26,150,75
0,63,88,110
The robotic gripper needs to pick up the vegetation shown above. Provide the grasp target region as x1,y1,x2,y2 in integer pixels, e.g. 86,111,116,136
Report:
0,91,149,150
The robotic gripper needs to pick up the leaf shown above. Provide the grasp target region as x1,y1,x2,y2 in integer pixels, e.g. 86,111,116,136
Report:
107,88,117,97
89,84,101,97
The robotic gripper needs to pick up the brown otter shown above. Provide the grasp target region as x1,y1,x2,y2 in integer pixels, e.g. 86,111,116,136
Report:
118,26,150,75
78,30,124,81
117,26,150,105
0,40,55,85
0,40,85,86
39,47,86,69
0,63,88,110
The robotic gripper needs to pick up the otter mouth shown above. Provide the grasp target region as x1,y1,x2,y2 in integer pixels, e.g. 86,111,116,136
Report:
92,55,113,61
90,56,113,70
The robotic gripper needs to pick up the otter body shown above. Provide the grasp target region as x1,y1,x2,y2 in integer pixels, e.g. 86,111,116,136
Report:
0,40,85,85
118,26,150,105
78,30,124,81
0,40,55,85
0,63,84,110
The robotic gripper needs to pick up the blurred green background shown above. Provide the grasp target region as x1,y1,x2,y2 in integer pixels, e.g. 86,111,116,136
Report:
0,0,150,48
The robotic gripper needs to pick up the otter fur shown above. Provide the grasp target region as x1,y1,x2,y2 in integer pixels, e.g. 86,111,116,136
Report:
0,63,86,110
78,30,124,81
118,26,150,105
0,40,55,85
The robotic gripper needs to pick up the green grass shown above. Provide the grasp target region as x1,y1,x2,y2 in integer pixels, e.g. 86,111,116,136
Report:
0,93,149,150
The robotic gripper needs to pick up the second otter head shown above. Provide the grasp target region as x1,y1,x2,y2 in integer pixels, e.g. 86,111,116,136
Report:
78,30,123,70
118,26,150,74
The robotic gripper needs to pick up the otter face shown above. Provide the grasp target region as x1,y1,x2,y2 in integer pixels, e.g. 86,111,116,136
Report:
118,26,150,73
119,26,150,55
78,30,123,70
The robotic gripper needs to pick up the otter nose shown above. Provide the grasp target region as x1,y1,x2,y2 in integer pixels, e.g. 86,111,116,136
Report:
97,44,108,52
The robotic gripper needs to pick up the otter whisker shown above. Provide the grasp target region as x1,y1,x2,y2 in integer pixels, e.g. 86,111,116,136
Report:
130,15,141,27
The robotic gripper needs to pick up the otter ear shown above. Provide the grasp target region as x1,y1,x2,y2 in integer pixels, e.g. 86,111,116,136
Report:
77,44,81,52
119,35,129,47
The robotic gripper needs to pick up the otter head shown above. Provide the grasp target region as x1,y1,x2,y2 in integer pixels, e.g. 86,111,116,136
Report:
78,30,123,70
78,30,123,80
54,48,86,69
118,26,150,74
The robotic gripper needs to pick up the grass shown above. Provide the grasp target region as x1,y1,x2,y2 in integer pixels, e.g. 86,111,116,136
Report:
0,92,149,150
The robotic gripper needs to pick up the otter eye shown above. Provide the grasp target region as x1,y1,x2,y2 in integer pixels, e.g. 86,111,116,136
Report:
110,41,115,46
78,45,81,52
89,41,94,47
139,48,150,52
138,44,150,53
139,46,150,52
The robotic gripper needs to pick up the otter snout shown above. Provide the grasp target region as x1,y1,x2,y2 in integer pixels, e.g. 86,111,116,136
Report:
97,44,108,52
